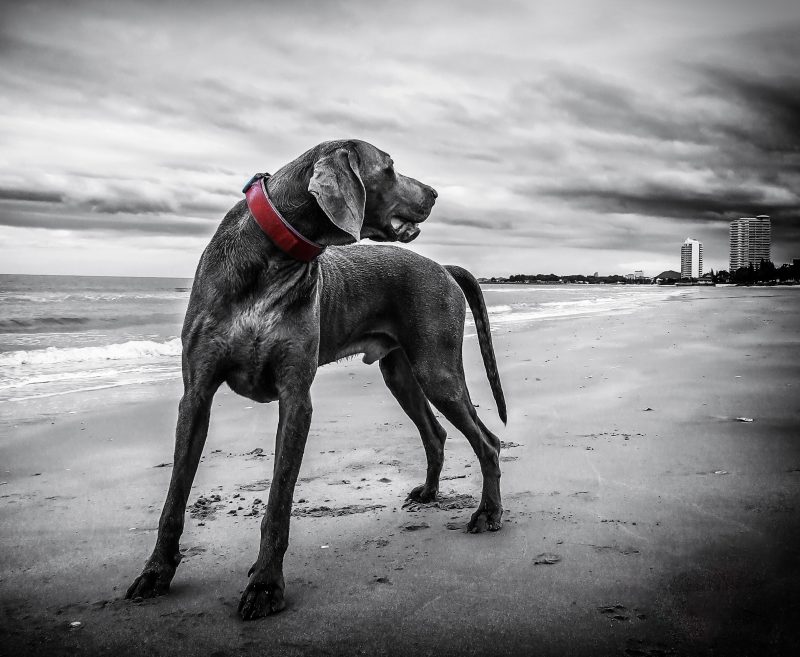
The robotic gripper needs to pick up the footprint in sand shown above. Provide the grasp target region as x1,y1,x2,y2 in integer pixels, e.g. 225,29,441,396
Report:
623,638,673,656
591,544,640,556
401,521,430,531
181,545,207,558
403,492,478,513
598,604,647,622
292,504,385,517
533,553,561,565
238,479,271,492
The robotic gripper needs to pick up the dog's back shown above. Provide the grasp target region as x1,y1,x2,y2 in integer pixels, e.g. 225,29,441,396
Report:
317,245,465,363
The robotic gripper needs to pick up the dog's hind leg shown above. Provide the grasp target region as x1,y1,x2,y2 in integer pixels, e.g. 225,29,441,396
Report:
379,348,447,503
412,354,503,533
126,359,221,599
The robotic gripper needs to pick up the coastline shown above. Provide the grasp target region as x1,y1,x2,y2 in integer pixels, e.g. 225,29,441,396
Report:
1,287,799,656
0,282,680,421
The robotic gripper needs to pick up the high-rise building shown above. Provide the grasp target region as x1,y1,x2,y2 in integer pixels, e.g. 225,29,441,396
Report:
681,238,703,279
729,216,771,272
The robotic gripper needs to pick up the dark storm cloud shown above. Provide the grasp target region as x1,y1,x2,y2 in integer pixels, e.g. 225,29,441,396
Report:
0,205,216,236
2,0,800,275
540,182,800,221
523,60,800,227
511,68,692,146
698,67,800,157
0,178,233,221
434,212,515,231
0,188,64,203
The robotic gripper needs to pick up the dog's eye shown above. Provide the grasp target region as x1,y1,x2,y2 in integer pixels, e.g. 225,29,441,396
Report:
385,162,395,175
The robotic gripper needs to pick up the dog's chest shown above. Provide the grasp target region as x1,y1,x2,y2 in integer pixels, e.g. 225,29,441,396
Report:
222,301,299,402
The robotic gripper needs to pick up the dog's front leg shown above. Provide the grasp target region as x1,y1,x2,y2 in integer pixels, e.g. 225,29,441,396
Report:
238,388,312,620
126,381,218,599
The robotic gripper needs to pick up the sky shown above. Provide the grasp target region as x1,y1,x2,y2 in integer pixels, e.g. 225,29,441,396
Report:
1,0,799,278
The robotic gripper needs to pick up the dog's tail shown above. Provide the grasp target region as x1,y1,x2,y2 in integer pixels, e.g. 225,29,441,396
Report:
444,265,507,425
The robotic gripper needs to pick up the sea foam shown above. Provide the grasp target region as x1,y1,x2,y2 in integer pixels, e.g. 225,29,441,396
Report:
0,337,182,367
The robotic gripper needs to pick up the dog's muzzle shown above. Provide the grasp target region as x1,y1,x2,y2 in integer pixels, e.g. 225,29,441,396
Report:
391,217,422,242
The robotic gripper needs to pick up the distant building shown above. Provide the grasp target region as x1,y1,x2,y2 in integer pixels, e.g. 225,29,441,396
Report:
729,216,771,271
655,270,681,284
653,269,681,285
681,238,703,279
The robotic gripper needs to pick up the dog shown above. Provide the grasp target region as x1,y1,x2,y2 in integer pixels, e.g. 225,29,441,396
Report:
125,139,507,620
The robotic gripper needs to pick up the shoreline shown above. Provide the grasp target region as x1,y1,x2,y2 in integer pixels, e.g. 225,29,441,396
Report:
1,287,799,656
1,283,684,422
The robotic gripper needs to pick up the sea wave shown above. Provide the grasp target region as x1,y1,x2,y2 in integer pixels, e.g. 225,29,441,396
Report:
0,337,182,366
0,292,189,303
0,312,183,333
0,316,90,330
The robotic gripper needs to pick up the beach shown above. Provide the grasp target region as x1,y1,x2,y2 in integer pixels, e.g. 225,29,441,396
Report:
1,284,799,656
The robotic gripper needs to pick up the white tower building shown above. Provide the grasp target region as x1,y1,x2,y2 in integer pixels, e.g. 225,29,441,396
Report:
681,238,703,279
729,216,771,271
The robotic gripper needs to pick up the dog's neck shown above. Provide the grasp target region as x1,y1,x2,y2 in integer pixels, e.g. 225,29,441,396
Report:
235,176,326,273
263,165,329,245
237,159,355,271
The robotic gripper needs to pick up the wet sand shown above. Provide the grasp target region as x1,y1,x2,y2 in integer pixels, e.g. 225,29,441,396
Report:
1,287,799,656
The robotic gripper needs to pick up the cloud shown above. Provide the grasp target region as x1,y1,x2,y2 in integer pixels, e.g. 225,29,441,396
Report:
514,59,800,233
0,1,799,275
306,107,405,134
0,187,64,203
539,178,800,221
698,68,800,157
0,205,218,236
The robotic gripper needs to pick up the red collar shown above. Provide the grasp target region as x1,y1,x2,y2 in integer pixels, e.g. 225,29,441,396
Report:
244,175,325,262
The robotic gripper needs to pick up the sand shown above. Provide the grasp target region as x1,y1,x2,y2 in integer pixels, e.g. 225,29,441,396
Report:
1,286,799,656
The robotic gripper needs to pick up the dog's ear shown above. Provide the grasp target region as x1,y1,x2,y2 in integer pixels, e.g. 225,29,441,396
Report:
308,147,366,242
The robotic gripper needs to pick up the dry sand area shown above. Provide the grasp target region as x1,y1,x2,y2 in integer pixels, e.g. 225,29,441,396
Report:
2,287,799,656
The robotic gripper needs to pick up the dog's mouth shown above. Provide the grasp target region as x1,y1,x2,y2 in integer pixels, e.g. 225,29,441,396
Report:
390,217,421,243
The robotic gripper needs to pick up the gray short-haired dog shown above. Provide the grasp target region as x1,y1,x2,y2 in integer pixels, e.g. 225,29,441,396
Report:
126,139,506,620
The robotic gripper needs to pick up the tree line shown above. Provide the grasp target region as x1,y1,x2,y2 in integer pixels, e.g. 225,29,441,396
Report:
489,260,799,285
713,260,799,284
499,273,630,284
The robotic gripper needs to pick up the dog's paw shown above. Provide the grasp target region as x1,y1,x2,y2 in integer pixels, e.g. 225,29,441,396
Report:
406,484,438,504
467,506,503,533
125,565,174,600
238,582,286,620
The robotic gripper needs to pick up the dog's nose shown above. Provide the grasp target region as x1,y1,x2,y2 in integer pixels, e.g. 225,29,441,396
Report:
430,186,438,199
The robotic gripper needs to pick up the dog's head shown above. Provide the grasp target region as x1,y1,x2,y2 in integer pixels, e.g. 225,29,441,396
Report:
307,140,437,244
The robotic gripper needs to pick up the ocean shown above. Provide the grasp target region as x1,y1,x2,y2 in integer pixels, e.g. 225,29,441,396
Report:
0,274,684,426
